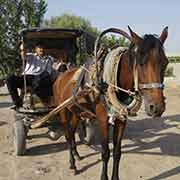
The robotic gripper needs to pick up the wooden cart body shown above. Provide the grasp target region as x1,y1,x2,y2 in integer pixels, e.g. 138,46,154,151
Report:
13,28,95,155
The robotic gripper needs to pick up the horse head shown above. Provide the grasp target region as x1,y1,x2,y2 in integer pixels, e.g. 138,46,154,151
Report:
128,26,169,117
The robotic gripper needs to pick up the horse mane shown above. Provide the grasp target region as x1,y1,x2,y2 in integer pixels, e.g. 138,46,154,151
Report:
136,34,164,65
141,34,163,51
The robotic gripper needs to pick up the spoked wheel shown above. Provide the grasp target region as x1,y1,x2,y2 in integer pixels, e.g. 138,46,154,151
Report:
13,120,27,156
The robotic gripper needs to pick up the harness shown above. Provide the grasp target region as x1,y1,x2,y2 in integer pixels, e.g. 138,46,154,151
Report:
132,46,165,92
102,47,142,120
73,28,165,122
103,46,165,119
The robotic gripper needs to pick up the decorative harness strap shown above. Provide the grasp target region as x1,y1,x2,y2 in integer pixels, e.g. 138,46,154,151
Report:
139,83,164,89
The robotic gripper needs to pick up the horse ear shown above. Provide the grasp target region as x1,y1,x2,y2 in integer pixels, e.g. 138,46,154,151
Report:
159,26,168,44
128,26,142,45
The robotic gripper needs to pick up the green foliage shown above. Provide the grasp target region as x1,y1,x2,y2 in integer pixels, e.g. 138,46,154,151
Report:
0,0,47,77
168,56,180,63
102,34,130,48
44,14,130,48
44,13,98,36
44,14,130,64
165,66,174,77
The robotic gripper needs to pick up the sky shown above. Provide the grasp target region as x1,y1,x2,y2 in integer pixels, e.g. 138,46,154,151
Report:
45,0,180,55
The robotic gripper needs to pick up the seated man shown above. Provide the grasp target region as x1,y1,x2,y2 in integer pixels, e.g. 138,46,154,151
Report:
6,43,58,109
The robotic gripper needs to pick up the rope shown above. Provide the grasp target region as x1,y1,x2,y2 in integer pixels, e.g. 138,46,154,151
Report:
81,64,136,97
106,82,136,96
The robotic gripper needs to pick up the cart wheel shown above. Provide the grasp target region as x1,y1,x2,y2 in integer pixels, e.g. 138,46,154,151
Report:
13,120,26,155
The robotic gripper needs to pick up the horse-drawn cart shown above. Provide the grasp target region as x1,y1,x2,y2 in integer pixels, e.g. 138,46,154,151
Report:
12,28,95,155
11,26,168,180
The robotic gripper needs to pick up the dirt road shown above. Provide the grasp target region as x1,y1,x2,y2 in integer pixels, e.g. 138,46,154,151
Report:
0,82,180,180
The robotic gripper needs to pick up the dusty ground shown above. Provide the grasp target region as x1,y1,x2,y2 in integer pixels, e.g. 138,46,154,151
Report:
0,79,180,180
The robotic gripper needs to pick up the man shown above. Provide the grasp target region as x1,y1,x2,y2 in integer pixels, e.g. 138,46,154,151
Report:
6,43,58,109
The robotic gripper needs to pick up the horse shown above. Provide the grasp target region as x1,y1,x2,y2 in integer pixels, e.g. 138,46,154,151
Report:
53,26,168,180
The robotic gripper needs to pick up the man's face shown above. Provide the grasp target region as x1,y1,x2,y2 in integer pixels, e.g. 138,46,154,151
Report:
35,46,44,57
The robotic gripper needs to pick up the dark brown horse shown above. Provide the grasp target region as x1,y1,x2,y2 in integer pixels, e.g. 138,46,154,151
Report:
53,26,168,180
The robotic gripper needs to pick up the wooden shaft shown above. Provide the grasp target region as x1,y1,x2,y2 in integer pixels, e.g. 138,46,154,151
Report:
30,89,92,129
30,96,74,129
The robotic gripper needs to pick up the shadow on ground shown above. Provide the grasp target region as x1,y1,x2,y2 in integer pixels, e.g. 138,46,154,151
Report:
122,114,180,179
123,114,180,156
146,166,180,180
0,121,7,126
23,114,180,177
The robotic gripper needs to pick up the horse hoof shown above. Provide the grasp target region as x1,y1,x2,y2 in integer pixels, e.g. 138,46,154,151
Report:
69,166,79,175
101,175,108,180
69,165,75,170
74,169,79,175
111,176,119,180
76,156,83,161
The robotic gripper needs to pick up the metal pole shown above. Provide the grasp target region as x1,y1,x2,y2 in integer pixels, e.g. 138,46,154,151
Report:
21,37,27,106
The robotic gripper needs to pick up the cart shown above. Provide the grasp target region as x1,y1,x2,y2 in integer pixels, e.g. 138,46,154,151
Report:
12,28,95,155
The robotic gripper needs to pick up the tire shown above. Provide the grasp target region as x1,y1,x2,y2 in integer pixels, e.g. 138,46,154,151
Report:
13,120,26,156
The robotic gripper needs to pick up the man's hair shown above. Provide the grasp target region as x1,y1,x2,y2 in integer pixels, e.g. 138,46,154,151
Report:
35,42,44,48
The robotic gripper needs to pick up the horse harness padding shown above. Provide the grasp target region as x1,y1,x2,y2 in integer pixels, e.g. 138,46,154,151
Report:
102,47,142,121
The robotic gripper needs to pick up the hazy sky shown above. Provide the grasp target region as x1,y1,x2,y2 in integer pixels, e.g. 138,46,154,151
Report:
45,0,180,55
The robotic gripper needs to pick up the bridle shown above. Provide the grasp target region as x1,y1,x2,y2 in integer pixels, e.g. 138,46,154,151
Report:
133,48,165,93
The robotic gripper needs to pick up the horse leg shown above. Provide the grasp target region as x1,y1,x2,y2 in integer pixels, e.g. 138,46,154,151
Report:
111,119,126,180
61,109,78,174
65,125,78,175
70,113,83,161
96,103,110,180
72,129,83,161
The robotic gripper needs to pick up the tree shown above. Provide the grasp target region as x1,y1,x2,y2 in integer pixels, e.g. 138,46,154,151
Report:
44,13,98,36
44,14,99,64
44,14,130,48
103,34,130,49
0,0,47,77
44,14,129,64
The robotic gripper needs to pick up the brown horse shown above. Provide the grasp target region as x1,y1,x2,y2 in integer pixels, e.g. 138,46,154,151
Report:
53,26,168,180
